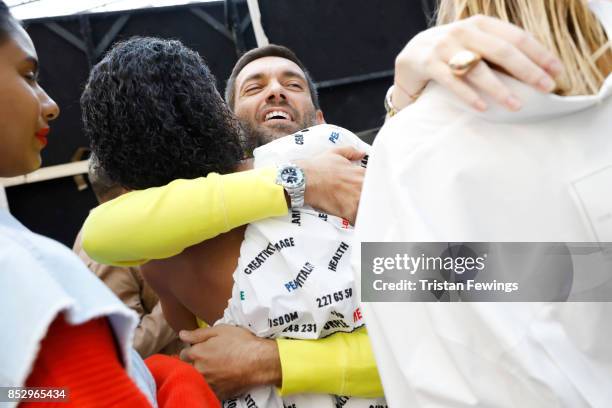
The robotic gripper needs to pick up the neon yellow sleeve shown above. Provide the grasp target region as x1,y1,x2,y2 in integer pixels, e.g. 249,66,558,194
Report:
277,327,383,397
82,167,287,266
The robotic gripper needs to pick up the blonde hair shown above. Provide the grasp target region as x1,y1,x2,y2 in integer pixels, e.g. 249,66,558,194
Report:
437,0,612,95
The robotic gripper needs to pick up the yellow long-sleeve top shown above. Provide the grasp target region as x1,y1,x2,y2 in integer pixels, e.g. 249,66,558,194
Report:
82,166,383,397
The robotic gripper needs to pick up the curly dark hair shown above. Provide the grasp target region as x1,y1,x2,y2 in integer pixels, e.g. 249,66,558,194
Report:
81,37,244,190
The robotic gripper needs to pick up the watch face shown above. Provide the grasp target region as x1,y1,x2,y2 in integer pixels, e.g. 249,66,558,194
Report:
280,166,304,187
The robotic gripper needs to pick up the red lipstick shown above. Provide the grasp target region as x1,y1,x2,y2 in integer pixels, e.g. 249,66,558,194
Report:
36,128,49,147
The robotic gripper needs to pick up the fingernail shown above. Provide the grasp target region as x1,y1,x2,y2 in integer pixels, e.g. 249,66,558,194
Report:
548,60,563,76
537,76,556,92
474,99,488,112
179,330,186,338
505,95,522,111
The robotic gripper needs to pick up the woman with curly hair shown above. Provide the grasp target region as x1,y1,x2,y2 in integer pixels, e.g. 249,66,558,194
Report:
81,37,244,191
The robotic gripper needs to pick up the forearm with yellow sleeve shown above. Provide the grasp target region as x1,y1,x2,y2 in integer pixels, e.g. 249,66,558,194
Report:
82,167,286,266
278,327,383,397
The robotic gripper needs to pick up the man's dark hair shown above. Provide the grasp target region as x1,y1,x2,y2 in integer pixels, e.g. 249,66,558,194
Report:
81,37,244,190
224,44,320,111
0,1,19,44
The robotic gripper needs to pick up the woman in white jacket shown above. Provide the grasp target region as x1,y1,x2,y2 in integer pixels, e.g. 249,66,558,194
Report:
356,0,612,406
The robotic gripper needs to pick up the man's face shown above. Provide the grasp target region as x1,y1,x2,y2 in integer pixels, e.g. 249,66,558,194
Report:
233,56,324,147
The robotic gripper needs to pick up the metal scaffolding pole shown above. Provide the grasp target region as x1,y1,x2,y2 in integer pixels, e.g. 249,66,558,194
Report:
245,0,268,47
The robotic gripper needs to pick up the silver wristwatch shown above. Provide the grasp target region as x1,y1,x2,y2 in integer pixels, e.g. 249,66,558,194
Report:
276,163,306,208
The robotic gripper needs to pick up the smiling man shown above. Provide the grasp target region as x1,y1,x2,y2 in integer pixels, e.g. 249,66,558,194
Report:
225,46,325,149
179,46,381,401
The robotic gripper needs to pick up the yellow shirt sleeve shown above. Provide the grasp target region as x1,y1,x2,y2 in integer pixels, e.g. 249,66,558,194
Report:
82,167,287,266
277,327,383,397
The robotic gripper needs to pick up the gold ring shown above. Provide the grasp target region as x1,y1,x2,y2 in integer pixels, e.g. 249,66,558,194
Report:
448,50,482,76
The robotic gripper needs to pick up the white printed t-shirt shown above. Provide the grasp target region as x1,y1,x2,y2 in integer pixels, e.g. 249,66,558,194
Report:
218,124,386,408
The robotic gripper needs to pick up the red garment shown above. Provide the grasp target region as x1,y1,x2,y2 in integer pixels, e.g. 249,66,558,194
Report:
145,355,220,408
22,315,220,407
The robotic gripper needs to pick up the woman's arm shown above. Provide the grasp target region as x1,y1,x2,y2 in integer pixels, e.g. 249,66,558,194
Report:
390,15,562,113
277,327,382,397
83,167,286,266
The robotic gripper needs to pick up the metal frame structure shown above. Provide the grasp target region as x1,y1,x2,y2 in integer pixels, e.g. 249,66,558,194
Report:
316,70,394,90
39,2,250,68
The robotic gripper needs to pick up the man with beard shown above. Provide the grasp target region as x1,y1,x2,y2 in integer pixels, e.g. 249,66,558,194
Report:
83,19,563,399
225,46,325,151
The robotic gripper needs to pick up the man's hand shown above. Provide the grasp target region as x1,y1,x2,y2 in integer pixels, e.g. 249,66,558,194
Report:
297,146,366,225
179,325,281,400
393,15,564,112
